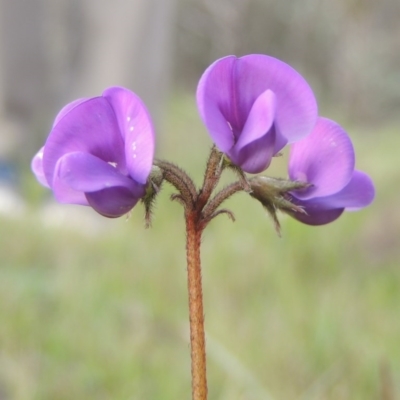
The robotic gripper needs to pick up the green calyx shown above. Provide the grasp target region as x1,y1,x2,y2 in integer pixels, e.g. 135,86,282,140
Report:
249,176,311,235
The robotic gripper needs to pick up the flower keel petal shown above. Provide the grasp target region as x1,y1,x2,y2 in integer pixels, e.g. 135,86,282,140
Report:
85,187,140,218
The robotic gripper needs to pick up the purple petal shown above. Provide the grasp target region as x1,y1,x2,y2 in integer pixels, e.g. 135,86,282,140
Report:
31,147,50,188
55,152,143,195
226,89,279,173
85,187,141,218
273,127,289,155
103,87,155,184
345,171,375,211
52,159,89,205
289,118,355,199
233,54,317,143
234,89,276,151
288,170,374,225
288,199,344,226
53,98,88,127
310,170,375,211
196,56,237,152
229,127,277,173
43,97,126,187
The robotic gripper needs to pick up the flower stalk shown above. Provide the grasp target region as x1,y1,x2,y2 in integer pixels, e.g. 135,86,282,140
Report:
185,210,207,400
151,148,249,400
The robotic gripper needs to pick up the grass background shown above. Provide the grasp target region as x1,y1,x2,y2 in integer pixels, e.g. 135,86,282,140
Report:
0,94,398,399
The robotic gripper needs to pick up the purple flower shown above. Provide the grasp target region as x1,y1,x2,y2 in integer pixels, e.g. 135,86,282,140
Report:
288,117,375,225
196,54,318,173
31,87,155,218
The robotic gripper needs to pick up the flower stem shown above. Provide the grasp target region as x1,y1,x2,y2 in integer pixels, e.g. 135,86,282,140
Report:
154,154,248,400
185,210,207,400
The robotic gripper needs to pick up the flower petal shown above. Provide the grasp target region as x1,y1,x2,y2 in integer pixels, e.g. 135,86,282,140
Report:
196,56,237,152
53,98,88,127
226,89,280,173
55,152,143,195
289,118,355,199
345,171,375,211
310,170,375,211
85,187,140,218
31,147,50,188
52,159,88,205
234,89,276,151
288,199,344,226
233,54,317,143
229,128,277,173
288,170,374,225
43,97,126,186
103,87,155,184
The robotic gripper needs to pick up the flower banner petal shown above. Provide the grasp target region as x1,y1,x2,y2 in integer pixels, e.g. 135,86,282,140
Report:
196,56,237,152
234,54,318,143
43,97,126,186
52,98,89,127
103,87,155,184
289,118,355,199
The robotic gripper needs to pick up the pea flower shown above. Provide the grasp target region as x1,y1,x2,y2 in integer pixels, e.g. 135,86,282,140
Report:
31,86,155,218
196,54,318,173
287,117,375,225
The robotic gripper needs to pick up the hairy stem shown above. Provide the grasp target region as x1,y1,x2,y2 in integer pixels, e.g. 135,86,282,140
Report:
202,180,244,221
185,211,207,400
155,157,247,400
197,146,223,210
154,159,197,207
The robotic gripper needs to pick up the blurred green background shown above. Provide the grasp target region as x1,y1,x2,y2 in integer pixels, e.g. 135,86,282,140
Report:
1,0,399,399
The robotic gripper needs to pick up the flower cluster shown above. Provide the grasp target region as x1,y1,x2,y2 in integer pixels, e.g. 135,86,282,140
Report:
196,55,374,225
30,54,376,400
32,54,374,226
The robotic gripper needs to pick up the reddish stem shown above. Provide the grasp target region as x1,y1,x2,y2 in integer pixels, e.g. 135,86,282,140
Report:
153,154,247,400
185,210,207,400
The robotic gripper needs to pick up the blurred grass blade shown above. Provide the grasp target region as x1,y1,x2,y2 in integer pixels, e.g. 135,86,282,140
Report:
206,332,276,400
